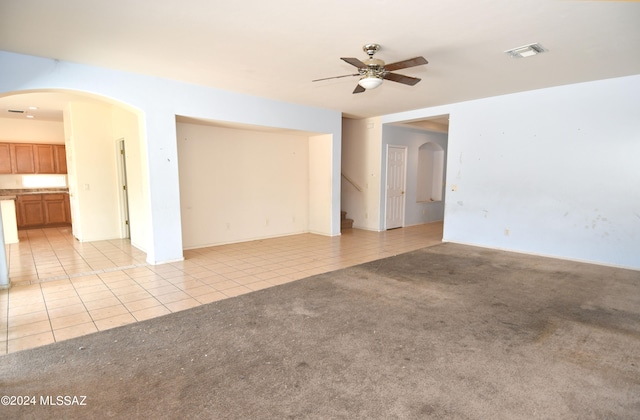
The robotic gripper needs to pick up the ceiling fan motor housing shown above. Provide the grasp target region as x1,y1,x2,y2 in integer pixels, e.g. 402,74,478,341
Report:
359,63,385,78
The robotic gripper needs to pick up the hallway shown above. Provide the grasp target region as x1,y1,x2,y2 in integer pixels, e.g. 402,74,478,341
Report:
1,222,443,355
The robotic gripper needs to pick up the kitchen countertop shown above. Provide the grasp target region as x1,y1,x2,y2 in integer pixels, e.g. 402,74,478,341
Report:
0,188,69,196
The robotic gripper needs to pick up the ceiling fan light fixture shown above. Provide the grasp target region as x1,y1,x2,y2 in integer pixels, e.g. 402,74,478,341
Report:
358,76,383,90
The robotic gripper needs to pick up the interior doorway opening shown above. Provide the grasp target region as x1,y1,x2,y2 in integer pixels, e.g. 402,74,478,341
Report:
0,89,146,250
382,114,449,230
417,141,445,203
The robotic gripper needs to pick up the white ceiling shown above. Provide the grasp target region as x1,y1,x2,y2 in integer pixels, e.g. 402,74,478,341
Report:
1,0,639,122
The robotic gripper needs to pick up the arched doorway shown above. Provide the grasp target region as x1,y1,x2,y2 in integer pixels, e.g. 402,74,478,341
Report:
0,90,147,250
417,141,445,203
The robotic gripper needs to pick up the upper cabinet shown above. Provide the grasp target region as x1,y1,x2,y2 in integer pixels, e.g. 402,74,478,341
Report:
11,144,37,173
0,142,67,174
54,145,67,174
34,144,56,173
0,144,12,174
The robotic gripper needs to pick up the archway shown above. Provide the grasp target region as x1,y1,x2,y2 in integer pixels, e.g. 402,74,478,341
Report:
0,89,148,253
416,141,445,203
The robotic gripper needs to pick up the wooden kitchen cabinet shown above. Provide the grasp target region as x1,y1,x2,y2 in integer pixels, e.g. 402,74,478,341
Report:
34,144,57,173
0,143,12,173
10,144,36,174
34,144,67,174
16,193,71,228
0,142,67,174
16,194,45,228
54,145,67,173
43,193,71,225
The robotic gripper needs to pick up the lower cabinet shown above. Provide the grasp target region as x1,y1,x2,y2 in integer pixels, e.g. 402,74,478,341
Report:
16,193,71,228
17,195,45,228
44,194,71,225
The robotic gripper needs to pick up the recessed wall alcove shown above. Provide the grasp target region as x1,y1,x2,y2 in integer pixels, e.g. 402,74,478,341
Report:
416,141,444,203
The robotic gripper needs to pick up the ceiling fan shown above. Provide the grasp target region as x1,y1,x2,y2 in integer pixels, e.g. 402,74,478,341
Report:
312,44,428,94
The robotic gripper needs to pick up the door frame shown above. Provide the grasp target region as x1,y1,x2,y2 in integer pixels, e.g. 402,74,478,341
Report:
384,144,407,230
117,138,131,238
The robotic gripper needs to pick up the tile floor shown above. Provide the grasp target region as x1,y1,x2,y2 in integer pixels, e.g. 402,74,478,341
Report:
0,222,443,355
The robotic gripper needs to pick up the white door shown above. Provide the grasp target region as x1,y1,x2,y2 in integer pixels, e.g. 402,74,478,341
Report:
385,145,407,229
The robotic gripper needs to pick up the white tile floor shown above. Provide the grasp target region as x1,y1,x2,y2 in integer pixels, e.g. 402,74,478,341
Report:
0,222,443,355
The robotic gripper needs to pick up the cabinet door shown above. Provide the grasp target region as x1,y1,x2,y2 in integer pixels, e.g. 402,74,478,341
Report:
34,144,56,173
17,195,44,227
54,145,67,174
0,144,12,174
43,194,69,225
10,144,35,173
64,193,71,223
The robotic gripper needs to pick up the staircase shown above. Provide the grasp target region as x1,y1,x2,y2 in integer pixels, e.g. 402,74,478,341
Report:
341,211,354,230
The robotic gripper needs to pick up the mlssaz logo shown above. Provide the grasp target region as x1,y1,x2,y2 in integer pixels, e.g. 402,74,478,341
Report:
40,395,87,406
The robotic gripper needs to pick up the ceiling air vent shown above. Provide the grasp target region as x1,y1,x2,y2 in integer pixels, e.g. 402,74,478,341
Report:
504,43,547,58
8,109,25,113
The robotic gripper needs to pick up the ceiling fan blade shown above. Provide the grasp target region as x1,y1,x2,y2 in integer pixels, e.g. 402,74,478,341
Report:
341,57,366,68
383,72,422,86
312,74,359,82
384,56,428,72
353,84,366,94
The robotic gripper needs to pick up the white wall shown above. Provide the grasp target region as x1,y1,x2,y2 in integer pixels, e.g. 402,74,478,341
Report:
341,117,382,231
65,101,122,242
0,50,342,264
177,122,310,248
0,118,64,143
62,105,81,234
111,106,148,252
0,174,67,190
381,124,448,227
384,74,640,270
308,134,334,235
